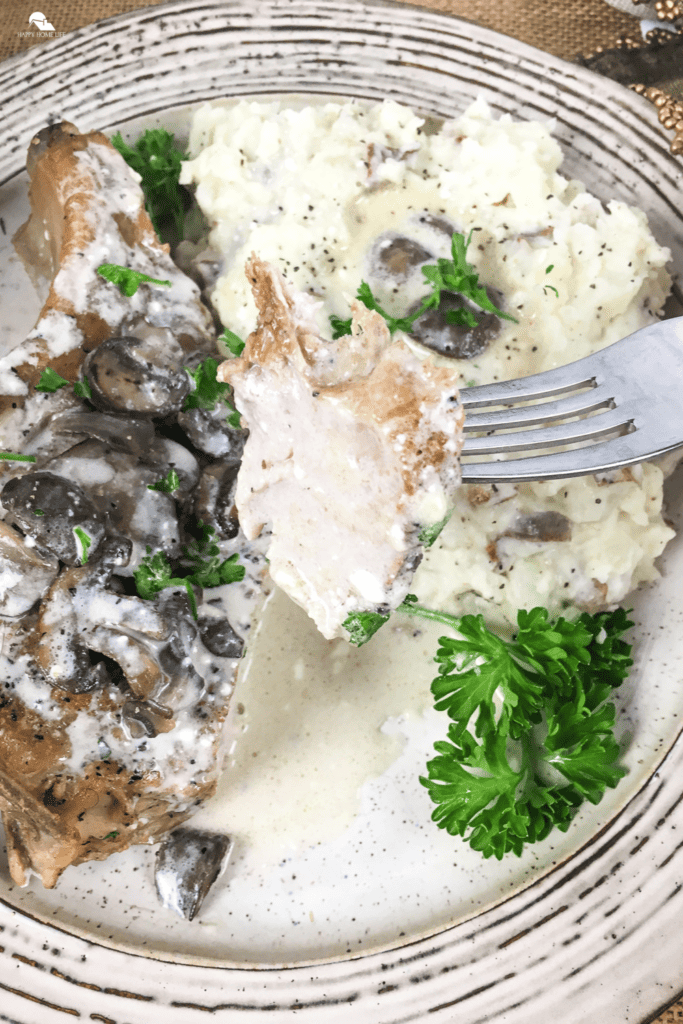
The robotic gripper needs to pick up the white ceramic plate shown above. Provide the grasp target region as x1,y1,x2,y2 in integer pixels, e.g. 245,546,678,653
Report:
1,2,683,1021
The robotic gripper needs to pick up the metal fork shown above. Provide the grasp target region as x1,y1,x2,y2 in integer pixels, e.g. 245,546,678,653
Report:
459,317,683,483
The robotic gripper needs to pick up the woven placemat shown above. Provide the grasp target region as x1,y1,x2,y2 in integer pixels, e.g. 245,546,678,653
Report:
0,2,681,1021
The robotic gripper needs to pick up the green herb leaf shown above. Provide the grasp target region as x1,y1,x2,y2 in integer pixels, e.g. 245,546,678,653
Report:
329,230,517,339
147,468,180,494
398,600,632,859
133,525,245,620
36,367,70,393
180,522,246,589
73,376,92,400
343,609,391,647
111,128,187,240
34,508,44,516
544,284,559,298
330,314,353,340
97,263,172,298
73,527,92,565
133,547,198,619
103,831,119,841
183,357,241,427
0,452,36,463
546,264,555,274
219,328,246,358
418,510,452,548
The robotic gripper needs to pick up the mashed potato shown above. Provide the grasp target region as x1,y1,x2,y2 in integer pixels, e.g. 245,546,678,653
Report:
181,96,674,624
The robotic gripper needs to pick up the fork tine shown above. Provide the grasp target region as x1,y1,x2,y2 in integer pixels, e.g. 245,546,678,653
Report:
461,405,632,456
463,382,614,432
460,355,599,409
459,430,673,483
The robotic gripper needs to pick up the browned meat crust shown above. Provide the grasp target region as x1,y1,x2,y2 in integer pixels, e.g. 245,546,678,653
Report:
0,124,235,889
5,122,214,423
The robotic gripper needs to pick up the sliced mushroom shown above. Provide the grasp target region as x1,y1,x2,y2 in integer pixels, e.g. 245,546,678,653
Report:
121,697,175,739
82,332,191,416
155,827,232,920
418,213,458,238
47,408,158,461
0,519,60,619
369,233,433,283
152,437,200,498
0,471,106,566
37,542,168,697
46,440,183,565
198,617,244,659
177,404,247,462
192,462,239,540
503,511,572,543
407,290,502,359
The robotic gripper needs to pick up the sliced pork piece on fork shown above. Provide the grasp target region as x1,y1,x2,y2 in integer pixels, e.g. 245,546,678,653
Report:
218,256,465,641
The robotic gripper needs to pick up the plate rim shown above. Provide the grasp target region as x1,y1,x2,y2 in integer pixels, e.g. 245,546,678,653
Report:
1,2,683,1022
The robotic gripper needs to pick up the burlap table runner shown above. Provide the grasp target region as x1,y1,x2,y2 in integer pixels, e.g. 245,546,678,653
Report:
0,1,682,1021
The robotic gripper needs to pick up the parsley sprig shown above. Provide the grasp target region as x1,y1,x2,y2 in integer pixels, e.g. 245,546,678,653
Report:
97,264,171,298
111,128,187,240
133,523,245,619
342,610,390,646
398,598,632,859
183,357,241,429
36,366,92,401
219,327,245,358
73,526,92,565
330,230,517,340
147,468,180,494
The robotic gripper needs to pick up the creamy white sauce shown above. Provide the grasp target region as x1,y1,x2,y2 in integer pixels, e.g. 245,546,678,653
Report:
190,585,446,859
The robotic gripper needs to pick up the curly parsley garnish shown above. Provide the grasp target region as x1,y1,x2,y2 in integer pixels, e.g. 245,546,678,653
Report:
133,524,245,620
342,609,390,647
111,128,187,240
147,468,180,494
36,366,92,401
36,367,69,393
97,264,172,298
73,527,92,565
184,357,241,429
331,230,517,339
396,599,632,859
73,377,92,400
418,511,452,548
219,327,245,358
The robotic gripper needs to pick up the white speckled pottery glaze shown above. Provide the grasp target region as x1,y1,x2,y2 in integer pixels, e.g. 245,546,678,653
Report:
1,2,683,1022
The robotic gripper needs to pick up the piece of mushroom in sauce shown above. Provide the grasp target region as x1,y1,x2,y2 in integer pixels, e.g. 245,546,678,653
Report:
82,329,190,416
0,471,106,566
0,518,60,618
191,462,239,540
44,442,179,563
198,616,244,659
177,403,248,462
370,233,433,283
155,827,233,920
407,289,503,359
